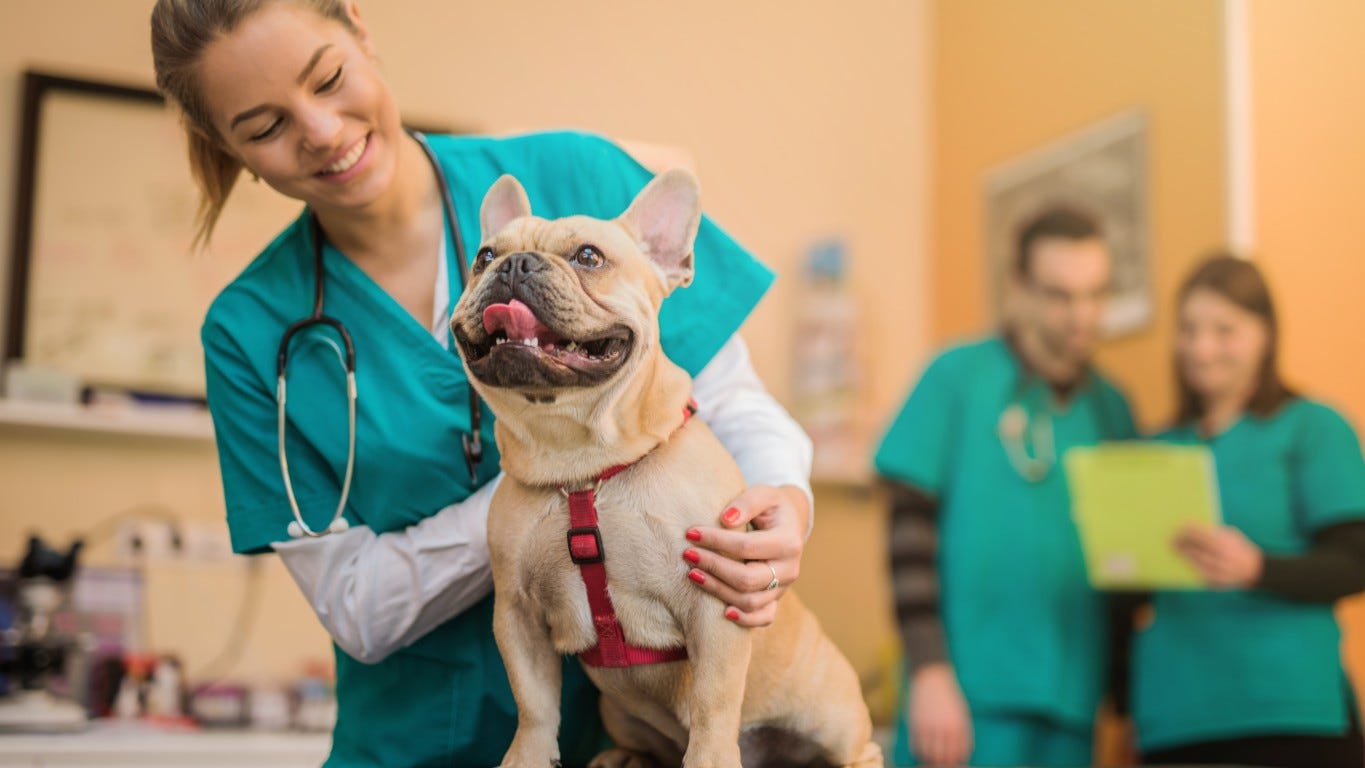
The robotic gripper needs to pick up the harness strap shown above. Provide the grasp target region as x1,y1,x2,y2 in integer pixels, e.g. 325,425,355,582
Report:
563,400,697,668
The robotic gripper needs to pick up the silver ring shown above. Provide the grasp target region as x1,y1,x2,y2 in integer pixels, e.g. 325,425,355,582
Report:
764,561,780,591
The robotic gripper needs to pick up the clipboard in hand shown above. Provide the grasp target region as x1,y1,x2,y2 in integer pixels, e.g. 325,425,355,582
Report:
1064,443,1222,589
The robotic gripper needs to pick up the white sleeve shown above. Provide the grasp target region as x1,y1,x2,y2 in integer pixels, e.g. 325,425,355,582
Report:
692,335,815,529
270,473,502,664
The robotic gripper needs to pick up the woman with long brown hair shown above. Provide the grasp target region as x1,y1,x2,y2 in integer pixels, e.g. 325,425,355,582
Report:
149,1,817,764
1130,255,1365,767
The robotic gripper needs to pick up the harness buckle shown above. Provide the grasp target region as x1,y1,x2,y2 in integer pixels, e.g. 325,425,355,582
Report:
567,527,605,565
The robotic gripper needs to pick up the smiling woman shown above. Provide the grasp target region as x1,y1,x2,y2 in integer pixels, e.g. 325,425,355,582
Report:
151,0,370,249
148,1,818,765
1121,255,1365,768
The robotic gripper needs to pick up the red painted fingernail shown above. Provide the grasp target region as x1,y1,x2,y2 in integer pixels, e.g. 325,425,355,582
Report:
683,549,701,564
688,569,706,585
722,508,740,525
685,529,702,542
725,607,740,621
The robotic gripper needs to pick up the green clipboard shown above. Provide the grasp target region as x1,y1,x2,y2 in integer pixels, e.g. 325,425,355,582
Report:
1064,442,1222,589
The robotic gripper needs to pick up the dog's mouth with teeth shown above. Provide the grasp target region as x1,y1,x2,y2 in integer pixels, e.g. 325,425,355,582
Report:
456,298,633,389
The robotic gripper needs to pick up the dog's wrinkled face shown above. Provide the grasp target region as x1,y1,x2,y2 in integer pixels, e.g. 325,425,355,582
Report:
452,170,700,397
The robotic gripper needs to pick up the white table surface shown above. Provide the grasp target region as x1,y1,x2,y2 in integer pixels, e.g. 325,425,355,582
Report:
0,721,330,767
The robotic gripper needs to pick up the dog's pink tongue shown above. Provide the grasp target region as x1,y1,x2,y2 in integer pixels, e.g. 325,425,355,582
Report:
482,299,547,340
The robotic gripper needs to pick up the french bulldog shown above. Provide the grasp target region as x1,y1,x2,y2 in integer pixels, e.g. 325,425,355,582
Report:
451,169,881,768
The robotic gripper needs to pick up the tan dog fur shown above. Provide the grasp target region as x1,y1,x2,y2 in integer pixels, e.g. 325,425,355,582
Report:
451,170,881,768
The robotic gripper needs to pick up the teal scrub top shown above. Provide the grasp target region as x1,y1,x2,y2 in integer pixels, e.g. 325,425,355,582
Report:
202,131,773,767
874,336,1136,728
1134,399,1365,751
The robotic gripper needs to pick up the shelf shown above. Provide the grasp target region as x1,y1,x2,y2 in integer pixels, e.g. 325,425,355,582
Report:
0,398,214,442
0,721,329,766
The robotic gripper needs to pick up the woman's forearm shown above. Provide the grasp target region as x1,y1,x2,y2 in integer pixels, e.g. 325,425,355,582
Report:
1256,519,1365,603
272,474,502,663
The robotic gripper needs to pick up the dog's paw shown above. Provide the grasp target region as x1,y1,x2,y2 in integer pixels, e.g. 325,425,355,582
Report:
588,748,659,768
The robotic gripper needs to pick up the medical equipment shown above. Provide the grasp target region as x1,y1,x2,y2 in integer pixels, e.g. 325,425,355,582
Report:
278,130,482,539
998,400,1055,483
0,536,88,733
996,369,1121,484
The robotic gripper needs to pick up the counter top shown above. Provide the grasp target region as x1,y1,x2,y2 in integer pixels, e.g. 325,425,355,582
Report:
0,721,329,767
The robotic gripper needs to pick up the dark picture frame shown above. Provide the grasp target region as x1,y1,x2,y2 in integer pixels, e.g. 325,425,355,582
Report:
4,70,455,399
984,110,1152,338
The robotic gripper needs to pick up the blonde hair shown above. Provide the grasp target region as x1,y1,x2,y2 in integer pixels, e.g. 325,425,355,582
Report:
150,0,357,248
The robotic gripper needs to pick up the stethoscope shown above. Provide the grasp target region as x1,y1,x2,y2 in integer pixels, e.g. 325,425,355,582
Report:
278,129,483,539
996,367,1119,484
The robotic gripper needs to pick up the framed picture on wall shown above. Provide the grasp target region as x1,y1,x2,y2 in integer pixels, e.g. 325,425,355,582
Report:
4,71,306,399
4,70,457,400
983,110,1151,337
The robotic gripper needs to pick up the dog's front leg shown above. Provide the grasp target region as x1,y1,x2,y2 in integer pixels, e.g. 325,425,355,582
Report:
681,612,751,768
494,591,563,768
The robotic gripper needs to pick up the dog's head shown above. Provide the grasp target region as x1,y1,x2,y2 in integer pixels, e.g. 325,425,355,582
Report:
451,169,701,405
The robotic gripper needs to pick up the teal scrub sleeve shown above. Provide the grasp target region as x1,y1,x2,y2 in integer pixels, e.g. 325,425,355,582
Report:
203,307,353,555
570,133,774,377
1295,403,1365,531
873,349,967,496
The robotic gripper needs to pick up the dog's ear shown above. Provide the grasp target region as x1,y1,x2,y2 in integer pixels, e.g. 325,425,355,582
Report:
620,169,700,292
480,175,532,239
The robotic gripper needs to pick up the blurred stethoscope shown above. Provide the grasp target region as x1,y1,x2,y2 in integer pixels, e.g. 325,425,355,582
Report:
996,368,1119,483
277,129,483,539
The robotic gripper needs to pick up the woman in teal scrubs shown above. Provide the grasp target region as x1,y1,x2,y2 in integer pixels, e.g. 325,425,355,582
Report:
150,2,815,765
1130,255,1365,767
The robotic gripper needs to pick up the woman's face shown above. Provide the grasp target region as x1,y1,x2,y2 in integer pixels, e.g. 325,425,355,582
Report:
1176,287,1269,404
198,1,403,213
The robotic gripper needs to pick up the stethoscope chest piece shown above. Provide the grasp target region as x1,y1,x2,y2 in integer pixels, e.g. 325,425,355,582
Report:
998,401,1056,483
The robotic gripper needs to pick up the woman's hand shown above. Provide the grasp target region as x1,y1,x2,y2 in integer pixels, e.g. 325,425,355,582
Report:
1174,523,1264,589
910,662,973,767
680,484,810,627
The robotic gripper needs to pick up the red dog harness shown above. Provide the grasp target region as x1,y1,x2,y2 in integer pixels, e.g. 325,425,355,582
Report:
562,400,698,668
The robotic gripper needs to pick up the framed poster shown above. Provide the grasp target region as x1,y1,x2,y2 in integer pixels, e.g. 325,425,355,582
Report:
4,71,457,399
984,110,1151,337
5,71,303,399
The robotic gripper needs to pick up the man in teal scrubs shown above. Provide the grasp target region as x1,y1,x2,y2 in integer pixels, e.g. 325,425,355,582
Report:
876,208,1136,767
203,131,776,766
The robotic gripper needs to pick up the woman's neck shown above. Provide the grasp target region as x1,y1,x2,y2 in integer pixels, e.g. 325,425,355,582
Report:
1198,385,1253,437
313,132,439,261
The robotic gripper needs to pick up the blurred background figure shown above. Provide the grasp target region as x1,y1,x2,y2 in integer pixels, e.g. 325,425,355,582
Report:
875,208,1136,767
1120,255,1365,768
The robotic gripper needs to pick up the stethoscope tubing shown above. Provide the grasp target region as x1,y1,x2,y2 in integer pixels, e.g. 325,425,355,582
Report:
276,130,480,539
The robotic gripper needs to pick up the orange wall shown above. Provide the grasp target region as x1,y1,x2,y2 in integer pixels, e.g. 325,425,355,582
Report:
932,0,1228,429
934,0,1365,729
1248,0,1365,709
1250,0,1365,427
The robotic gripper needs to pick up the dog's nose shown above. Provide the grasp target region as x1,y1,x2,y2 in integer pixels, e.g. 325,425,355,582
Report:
498,252,548,278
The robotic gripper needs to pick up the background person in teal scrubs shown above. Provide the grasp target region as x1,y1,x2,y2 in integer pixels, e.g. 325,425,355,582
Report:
876,207,1136,767
1124,255,1365,768
150,2,818,765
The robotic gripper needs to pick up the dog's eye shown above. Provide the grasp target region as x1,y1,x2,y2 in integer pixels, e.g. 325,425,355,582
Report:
572,245,605,269
474,247,496,272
